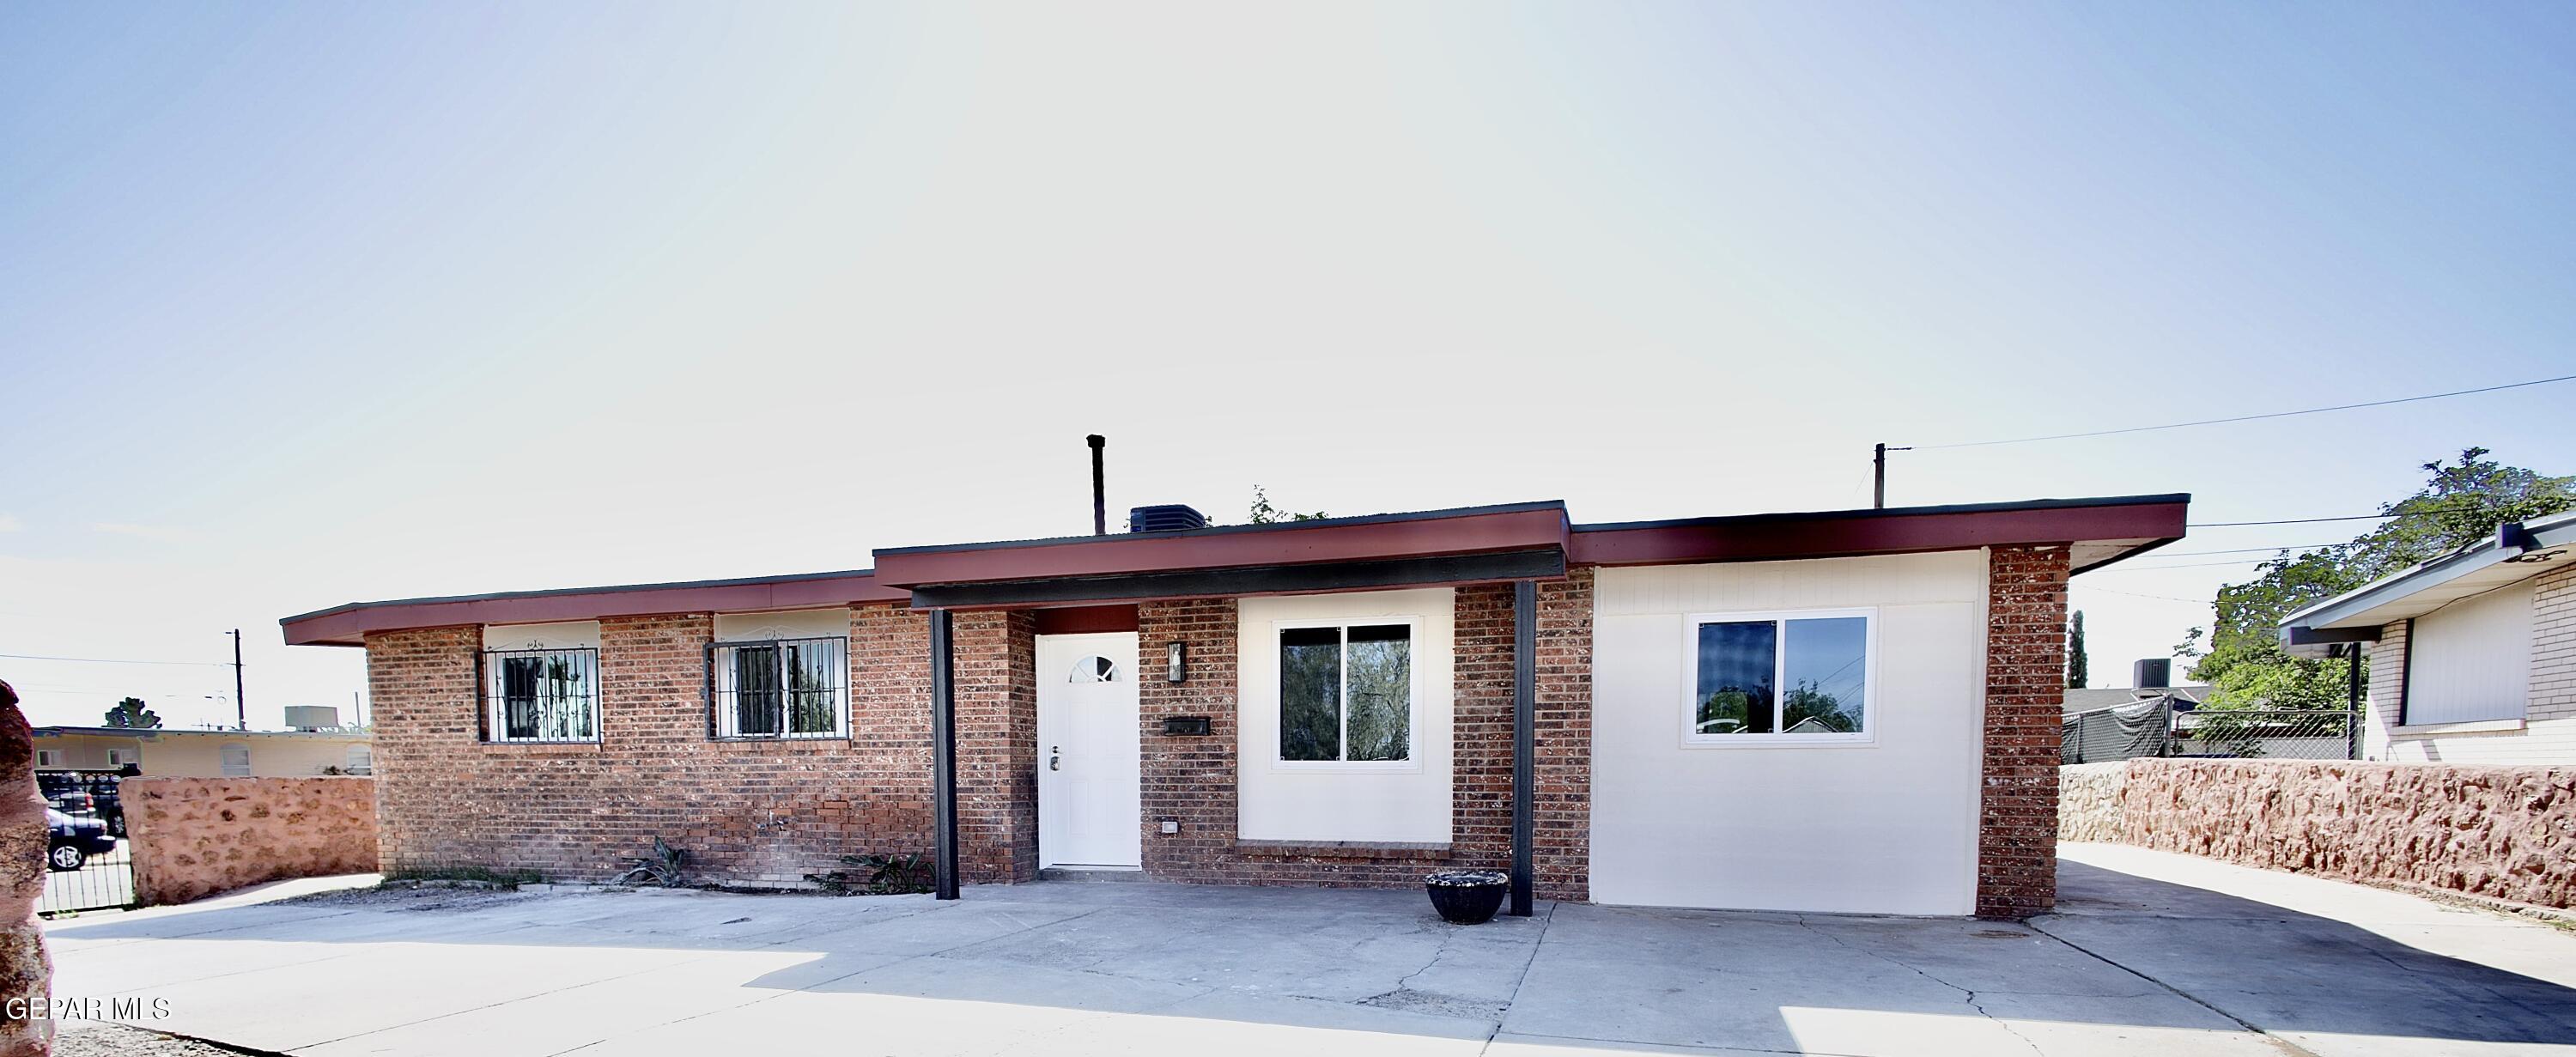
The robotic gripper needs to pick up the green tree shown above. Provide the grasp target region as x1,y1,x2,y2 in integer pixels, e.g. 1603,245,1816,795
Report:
2066,611,2089,689
2180,448,2576,709
103,696,161,729
1247,485,1328,525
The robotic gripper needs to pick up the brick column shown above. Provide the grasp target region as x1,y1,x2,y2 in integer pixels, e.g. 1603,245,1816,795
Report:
1534,568,1595,902
954,610,1037,884
1978,544,2069,919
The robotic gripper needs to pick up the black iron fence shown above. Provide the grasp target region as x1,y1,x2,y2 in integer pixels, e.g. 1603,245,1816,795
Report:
39,770,136,915
2063,699,2360,763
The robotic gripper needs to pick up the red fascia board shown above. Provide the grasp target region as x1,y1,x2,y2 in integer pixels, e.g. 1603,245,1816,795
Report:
1568,501,2188,568
1032,604,1142,635
282,573,909,647
872,507,1571,588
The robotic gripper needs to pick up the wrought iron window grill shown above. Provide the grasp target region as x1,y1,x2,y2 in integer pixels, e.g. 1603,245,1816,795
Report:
708,636,850,739
477,647,602,744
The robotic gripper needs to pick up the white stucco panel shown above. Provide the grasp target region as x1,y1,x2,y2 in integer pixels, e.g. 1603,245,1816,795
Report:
481,621,600,650
714,609,852,642
1589,551,1988,915
1236,588,1455,844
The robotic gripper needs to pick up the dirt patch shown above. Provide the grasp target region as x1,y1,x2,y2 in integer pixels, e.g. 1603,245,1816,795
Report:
271,883,546,913
56,1024,267,1056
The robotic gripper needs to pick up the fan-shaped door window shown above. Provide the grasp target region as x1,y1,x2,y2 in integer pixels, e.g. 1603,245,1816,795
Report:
1068,656,1121,683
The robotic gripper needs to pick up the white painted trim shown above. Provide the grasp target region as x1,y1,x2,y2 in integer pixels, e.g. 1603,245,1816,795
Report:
1266,616,1425,773
2390,718,2526,736
1678,606,1880,748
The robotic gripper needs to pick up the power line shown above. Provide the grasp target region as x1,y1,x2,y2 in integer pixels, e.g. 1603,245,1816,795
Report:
1914,373,2576,450
2188,501,2507,527
2190,514,2410,527
2093,558,2281,572
0,653,232,667
2077,586,2213,604
2152,542,2345,557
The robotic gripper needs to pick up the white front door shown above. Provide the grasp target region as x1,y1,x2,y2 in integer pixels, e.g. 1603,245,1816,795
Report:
1036,632,1142,870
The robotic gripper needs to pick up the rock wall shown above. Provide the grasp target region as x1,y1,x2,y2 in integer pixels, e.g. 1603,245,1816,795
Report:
0,683,52,1057
126,777,378,906
2063,760,2576,909
2057,762,2128,843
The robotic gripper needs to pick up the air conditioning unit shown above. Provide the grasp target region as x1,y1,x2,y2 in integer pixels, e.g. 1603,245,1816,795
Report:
1127,504,1209,533
282,706,339,732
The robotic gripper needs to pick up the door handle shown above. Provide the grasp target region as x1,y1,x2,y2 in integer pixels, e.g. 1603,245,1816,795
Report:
1048,746,1060,771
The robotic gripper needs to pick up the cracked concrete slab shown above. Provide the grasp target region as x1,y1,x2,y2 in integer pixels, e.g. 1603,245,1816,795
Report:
41,847,2576,1056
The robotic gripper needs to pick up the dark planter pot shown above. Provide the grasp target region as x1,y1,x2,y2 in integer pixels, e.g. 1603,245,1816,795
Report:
1425,870,1510,925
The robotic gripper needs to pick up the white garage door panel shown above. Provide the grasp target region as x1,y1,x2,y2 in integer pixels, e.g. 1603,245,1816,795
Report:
1589,553,1986,916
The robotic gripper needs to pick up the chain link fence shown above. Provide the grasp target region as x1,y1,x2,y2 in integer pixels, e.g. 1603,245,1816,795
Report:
2063,698,2360,762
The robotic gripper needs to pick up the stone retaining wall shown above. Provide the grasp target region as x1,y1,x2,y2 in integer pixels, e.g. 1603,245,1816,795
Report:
2061,760,2576,909
126,776,379,906
2057,762,2127,843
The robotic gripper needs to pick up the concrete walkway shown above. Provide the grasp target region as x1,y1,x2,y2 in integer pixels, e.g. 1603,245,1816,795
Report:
41,845,2576,1056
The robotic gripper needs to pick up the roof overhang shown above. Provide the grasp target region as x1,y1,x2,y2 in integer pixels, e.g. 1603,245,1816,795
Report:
280,570,908,647
2279,510,2576,657
280,493,2193,642
873,501,1571,592
1568,495,2189,573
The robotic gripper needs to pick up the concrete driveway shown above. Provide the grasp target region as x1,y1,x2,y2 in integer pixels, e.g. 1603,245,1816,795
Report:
42,844,2576,1056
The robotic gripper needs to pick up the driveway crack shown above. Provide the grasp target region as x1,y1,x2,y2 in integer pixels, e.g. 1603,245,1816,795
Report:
2026,914,2322,1057
1792,914,2044,1057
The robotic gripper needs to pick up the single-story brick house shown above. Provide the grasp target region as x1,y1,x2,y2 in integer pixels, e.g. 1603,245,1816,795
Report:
283,493,2187,919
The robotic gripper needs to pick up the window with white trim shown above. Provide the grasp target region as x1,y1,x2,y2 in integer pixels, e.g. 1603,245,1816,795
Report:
105,749,131,768
1279,622,1414,762
708,637,848,738
479,647,602,743
220,742,252,776
34,750,59,769
1686,609,1873,742
344,744,374,775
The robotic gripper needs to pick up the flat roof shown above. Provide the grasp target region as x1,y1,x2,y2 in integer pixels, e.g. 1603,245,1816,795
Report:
283,493,2190,644
33,726,372,740
1569,494,2189,573
282,568,907,647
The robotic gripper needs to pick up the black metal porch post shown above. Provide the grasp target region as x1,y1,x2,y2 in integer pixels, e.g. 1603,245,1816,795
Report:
931,608,961,900
1510,580,1536,917
2345,643,2365,761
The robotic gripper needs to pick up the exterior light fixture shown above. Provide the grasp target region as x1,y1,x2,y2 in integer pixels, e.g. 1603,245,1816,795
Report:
1167,641,1186,683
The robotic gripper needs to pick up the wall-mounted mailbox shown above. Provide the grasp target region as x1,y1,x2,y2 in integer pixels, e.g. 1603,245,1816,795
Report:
1161,716,1212,736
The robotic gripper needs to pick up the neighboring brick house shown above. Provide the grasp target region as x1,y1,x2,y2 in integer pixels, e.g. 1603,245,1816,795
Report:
283,494,2187,919
2281,509,2576,764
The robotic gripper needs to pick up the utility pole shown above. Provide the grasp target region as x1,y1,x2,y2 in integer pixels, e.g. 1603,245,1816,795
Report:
230,629,246,731
1872,444,1911,508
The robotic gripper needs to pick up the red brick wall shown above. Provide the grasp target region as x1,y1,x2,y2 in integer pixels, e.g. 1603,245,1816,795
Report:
1134,579,1593,896
368,605,990,885
1978,544,2072,918
368,580,1596,897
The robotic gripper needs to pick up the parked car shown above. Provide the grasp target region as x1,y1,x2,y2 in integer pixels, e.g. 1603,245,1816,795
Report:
37,773,125,835
46,809,116,872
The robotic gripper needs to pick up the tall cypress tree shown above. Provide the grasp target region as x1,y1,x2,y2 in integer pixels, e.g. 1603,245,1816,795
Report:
2066,611,2089,689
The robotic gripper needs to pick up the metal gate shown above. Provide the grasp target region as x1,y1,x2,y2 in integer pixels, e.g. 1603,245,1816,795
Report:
38,770,136,915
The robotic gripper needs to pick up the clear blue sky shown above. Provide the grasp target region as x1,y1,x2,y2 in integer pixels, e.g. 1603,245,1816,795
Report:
4,3,2572,729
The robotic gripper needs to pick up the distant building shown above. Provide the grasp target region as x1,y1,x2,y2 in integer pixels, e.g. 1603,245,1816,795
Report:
2281,511,2575,764
33,725,373,777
